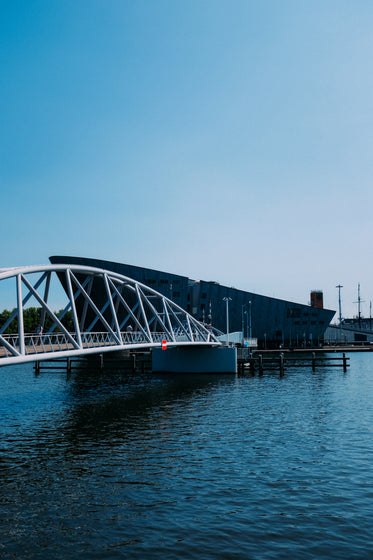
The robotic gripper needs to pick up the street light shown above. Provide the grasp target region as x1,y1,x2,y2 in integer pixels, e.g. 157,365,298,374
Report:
241,304,245,342
336,284,343,344
248,300,252,339
223,296,232,346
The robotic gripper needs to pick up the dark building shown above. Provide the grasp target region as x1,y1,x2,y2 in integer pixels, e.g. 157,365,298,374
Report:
50,255,335,348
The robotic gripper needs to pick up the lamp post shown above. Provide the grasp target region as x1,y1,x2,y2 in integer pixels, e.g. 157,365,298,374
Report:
241,304,245,343
336,284,343,343
248,300,252,339
223,297,232,346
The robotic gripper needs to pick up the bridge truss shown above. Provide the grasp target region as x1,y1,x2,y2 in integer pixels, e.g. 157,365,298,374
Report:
0,265,219,367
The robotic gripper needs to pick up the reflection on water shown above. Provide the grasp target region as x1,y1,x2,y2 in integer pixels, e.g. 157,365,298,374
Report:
1,353,373,559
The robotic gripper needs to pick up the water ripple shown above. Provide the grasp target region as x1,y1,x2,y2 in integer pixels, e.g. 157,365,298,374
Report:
1,356,373,558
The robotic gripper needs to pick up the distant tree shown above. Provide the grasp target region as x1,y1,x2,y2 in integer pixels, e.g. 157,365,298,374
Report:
23,307,41,333
56,310,74,332
0,309,15,334
0,307,75,334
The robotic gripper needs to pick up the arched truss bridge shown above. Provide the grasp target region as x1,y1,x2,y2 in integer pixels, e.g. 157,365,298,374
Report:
0,265,220,367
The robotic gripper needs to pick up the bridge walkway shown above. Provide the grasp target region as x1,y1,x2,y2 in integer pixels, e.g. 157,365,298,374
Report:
0,264,219,368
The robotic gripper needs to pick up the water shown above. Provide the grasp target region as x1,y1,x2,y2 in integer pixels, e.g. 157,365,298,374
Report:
1,353,373,559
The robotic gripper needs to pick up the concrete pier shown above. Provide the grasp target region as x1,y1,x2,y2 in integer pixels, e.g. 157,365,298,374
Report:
152,346,237,374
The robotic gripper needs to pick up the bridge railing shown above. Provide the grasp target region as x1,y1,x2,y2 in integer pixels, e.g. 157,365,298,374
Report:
0,331,140,357
0,330,211,359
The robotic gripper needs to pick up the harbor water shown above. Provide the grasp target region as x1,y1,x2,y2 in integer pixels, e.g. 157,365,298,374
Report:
1,353,373,559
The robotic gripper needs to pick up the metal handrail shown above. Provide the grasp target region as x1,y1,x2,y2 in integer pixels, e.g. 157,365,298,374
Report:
0,330,212,359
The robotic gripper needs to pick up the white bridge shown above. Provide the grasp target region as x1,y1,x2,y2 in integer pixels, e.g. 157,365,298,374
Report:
0,265,220,367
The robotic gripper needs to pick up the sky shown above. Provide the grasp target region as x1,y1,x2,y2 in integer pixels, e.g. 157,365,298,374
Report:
1,0,373,320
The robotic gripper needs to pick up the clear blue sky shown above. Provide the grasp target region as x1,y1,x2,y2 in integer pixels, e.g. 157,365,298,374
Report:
1,0,373,319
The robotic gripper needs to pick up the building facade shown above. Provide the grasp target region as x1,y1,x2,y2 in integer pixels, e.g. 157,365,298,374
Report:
50,255,335,348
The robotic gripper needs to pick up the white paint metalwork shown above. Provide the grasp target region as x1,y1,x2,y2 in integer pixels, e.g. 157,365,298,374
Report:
0,265,220,366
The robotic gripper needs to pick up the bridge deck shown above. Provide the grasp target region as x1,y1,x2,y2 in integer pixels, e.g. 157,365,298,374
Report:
0,332,219,366
0,340,115,358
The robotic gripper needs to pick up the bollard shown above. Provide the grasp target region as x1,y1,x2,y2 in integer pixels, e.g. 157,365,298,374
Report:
312,352,316,372
250,357,256,375
343,352,347,373
279,353,284,376
258,354,263,375
34,361,40,375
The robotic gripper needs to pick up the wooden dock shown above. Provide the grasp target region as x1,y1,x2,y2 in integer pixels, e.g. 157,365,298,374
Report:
237,352,349,375
33,351,152,375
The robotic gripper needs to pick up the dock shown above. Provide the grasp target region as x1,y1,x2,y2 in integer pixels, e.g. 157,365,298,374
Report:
237,349,349,375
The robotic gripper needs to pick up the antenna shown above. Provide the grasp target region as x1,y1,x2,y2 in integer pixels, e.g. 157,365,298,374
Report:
353,283,365,327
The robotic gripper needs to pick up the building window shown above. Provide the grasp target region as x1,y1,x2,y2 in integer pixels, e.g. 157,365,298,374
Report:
287,308,301,318
201,292,207,299
173,291,180,297
160,279,168,284
355,333,367,342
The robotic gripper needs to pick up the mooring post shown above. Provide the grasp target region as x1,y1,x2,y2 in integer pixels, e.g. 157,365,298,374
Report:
99,353,104,372
67,357,71,373
343,352,347,373
34,361,40,375
312,352,316,372
258,354,263,375
132,353,136,372
279,353,284,376
250,357,256,375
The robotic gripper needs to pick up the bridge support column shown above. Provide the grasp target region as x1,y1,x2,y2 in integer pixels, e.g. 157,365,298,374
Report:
152,346,237,374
